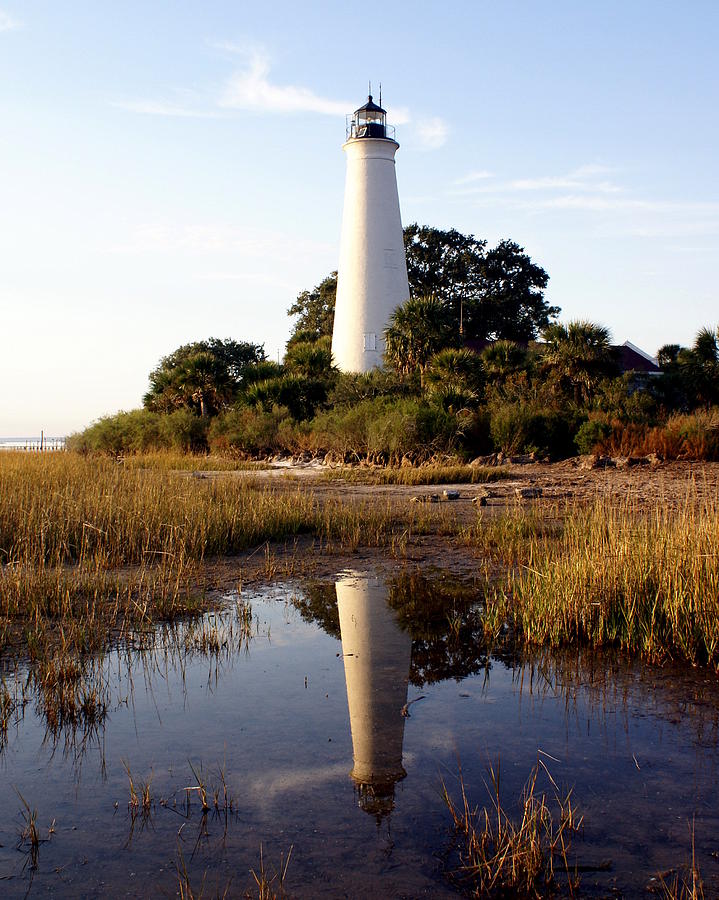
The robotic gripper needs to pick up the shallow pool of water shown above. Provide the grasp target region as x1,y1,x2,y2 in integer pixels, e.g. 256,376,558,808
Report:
1,569,718,897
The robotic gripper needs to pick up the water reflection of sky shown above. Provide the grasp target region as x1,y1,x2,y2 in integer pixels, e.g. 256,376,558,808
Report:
0,571,718,897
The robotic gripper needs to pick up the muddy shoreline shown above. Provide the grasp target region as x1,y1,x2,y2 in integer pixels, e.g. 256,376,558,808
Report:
194,458,719,595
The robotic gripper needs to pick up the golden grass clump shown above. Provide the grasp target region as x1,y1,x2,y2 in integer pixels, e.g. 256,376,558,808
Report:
0,452,435,657
121,452,269,472
499,495,719,667
0,451,425,570
322,463,510,486
442,760,582,897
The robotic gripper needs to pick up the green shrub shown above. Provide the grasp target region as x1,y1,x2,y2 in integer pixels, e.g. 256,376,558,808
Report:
489,402,579,458
309,396,463,462
159,409,210,452
67,410,169,454
208,405,293,456
595,374,659,425
574,418,612,455
328,369,414,406
243,374,329,420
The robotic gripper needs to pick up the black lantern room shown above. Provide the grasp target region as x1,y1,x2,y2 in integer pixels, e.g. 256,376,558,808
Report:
346,94,396,141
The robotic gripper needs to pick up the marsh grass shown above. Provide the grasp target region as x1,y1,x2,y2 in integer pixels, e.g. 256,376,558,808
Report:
176,846,232,900
320,463,511,486
14,789,53,870
175,841,290,900
0,452,433,569
0,681,15,747
494,496,719,667
4,451,719,672
250,843,293,900
463,506,564,566
121,452,269,472
650,819,705,900
442,760,582,897
0,452,434,659
123,760,153,814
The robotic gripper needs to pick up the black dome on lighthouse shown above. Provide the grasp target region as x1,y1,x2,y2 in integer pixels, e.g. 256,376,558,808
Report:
354,94,386,116
348,93,393,141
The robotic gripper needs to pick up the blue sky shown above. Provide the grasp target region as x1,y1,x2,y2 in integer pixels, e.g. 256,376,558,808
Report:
1,1,717,435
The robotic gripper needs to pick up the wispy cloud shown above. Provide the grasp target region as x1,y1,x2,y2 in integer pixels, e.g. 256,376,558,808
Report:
415,116,449,150
114,40,448,150
510,165,620,193
521,195,719,216
449,163,719,237
242,761,349,810
207,38,259,55
454,170,494,185
0,10,21,32
219,48,350,116
450,164,620,197
111,99,222,119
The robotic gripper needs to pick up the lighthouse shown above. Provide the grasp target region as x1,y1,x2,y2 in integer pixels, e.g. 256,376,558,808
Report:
336,573,412,819
331,92,410,373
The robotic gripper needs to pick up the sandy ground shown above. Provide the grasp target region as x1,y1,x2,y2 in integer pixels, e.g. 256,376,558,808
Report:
193,458,719,594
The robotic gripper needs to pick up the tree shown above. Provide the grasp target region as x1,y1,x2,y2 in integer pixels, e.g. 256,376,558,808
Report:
403,224,487,325
384,296,452,387
286,226,556,346
541,321,617,406
424,348,485,411
481,340,530,384
175,352,231,419
284,336,334,379
144,338,265,416
472,240,556,341
681,325,719,407
287,273,338,345
657,344,683,370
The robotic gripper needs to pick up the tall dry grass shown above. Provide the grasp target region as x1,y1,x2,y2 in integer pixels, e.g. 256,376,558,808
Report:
596,409,719,460
3,451,719,670
0,452,436,656
121,452,269,472
0,452,421,569
442,760,582,897
491,494,719,667
321,463,511,486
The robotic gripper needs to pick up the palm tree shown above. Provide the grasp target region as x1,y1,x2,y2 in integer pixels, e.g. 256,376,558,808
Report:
176,351,232,418
384,295,451,387
692,326,719,370
541,320,616,406
284,336,334,379
481,340,529,384
425,347,484,392
682,325,719,406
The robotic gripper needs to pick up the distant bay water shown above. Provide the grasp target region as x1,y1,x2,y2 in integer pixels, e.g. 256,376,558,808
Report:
0,436,66,450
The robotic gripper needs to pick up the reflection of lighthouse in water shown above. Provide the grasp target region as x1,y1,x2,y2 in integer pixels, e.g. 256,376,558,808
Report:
336,573,412,819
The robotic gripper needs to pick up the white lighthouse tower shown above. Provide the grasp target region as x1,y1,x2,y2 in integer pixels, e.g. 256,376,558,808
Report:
336,573,412,819
331,92,410,373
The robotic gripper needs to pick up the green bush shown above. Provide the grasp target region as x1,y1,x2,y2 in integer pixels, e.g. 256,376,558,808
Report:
159,409,210,452
243,374,329,420
309,396,462,462
574,418,612,455
489,402,579,458
595,375,659,425
208,405,293,456
328,369,414,406
67,410,169,454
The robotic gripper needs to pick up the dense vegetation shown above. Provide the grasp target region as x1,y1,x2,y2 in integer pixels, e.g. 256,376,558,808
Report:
68,225,719,462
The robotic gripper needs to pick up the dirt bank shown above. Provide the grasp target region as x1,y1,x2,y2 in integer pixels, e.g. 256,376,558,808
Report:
194,458,719,595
